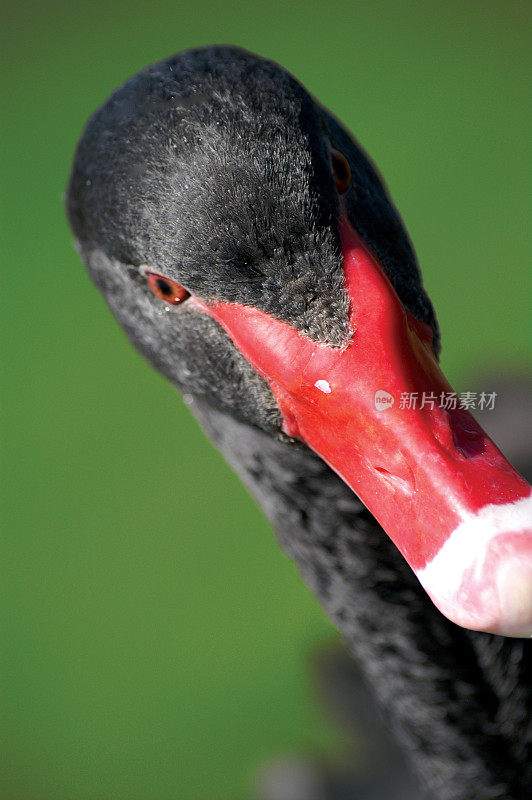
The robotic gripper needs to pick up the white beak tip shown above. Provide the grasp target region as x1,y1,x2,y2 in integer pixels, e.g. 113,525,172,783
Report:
492,558,532,638
416,495,532,637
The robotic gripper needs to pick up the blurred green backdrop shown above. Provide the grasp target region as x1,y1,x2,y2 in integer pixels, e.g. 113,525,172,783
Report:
2,2,530,799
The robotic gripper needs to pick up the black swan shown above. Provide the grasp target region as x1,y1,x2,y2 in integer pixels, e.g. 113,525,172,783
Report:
66,46,532,800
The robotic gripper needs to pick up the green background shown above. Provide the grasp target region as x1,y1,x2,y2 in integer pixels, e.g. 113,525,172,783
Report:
2,2,530,798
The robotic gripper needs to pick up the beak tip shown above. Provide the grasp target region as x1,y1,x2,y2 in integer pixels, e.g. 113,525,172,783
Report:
416,493,532,637
492,556,532,638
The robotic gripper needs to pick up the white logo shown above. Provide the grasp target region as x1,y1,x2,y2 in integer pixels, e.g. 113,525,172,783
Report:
374,390,395,411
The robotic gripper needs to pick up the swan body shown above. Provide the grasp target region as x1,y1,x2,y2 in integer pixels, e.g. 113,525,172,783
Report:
67,46,531,799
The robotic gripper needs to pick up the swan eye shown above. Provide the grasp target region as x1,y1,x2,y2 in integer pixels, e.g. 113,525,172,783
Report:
330,149,351,194
145,272,190,305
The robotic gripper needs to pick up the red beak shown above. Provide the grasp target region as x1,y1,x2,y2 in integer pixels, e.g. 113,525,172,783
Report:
193,215,532,637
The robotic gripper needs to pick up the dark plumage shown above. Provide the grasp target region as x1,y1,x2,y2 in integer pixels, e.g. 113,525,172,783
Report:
67,46,530,800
